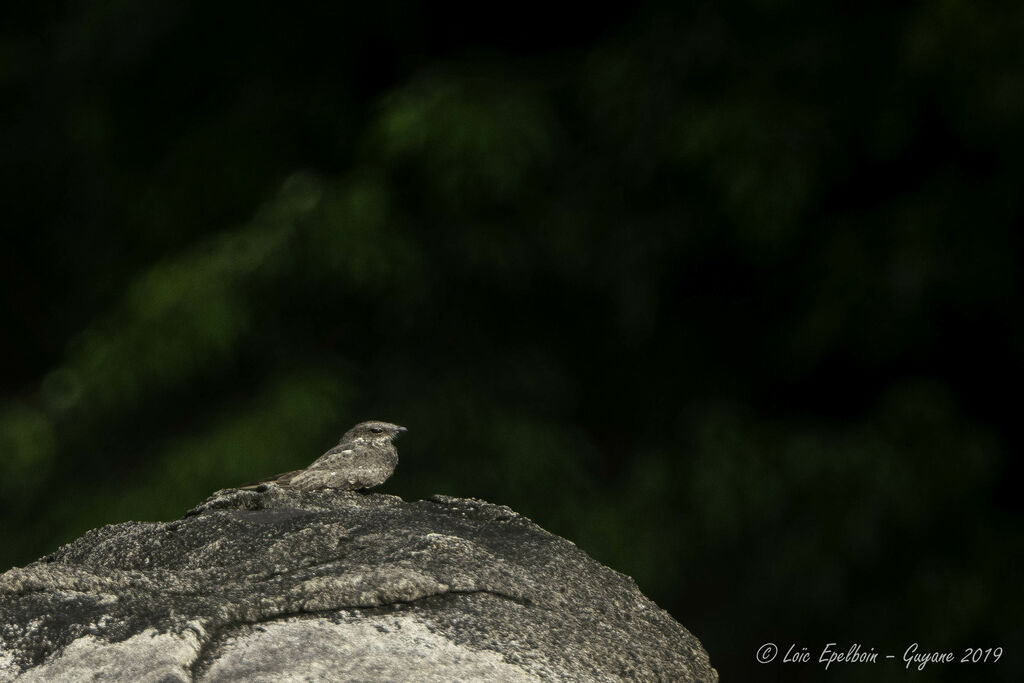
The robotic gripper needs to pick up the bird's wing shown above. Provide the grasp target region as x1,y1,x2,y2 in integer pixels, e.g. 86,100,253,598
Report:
237,442,357,488
305,446,355,469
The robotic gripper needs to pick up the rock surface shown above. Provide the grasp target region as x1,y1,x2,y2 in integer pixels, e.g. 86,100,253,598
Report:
0,487,717,681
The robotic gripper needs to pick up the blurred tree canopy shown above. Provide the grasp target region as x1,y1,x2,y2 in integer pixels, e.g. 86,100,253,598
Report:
1,1,1022,681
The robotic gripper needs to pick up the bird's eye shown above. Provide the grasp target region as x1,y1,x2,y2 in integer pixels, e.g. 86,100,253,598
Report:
371,427,383,433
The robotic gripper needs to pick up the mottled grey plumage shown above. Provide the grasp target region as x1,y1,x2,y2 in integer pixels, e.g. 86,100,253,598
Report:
246,421,407,491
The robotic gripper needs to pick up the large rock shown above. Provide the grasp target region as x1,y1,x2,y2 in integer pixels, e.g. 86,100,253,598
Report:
0,487,717,681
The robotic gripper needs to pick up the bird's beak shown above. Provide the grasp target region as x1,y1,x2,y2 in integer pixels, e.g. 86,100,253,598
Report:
395,426,408,434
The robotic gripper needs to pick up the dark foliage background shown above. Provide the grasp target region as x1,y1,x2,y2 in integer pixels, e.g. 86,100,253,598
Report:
1,2,1021,680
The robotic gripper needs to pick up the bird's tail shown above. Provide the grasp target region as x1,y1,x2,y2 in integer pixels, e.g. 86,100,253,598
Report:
237,469,301,489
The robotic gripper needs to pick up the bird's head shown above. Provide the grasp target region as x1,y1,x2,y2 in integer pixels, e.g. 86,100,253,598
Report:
343,420,408,444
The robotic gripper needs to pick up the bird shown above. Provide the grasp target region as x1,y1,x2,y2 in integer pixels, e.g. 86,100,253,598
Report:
242,420,407,491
